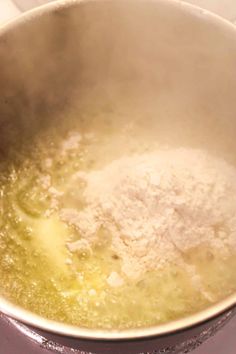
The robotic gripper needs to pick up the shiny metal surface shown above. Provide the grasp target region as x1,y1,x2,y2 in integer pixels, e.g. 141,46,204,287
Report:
0,0,236,352
13,0,54,11
1,312,236,353
11,0,236,21
13,310,236,353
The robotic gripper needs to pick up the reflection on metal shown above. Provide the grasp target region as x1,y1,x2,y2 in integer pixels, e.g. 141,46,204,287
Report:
12,0,236,23
13,0,54,12
153,311,234,354
9,317,86,353
6,310,234,354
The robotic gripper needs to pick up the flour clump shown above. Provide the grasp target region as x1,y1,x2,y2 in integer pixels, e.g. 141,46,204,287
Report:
60,148,236,279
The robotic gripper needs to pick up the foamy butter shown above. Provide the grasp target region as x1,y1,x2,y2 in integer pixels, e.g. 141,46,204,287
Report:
1,127,236,330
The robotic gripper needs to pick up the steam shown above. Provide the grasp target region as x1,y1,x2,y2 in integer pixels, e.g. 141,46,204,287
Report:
0,0,236,164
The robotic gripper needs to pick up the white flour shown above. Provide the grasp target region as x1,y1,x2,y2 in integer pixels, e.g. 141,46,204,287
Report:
60,148,236,281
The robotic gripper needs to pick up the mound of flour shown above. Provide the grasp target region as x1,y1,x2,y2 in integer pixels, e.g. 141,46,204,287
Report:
60,148,236,279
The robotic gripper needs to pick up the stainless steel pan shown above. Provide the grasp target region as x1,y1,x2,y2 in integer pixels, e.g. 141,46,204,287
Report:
0,1,236,353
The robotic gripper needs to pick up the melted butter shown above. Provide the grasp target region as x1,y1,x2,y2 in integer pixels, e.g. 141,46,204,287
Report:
33,217,69,273
0,118,236,330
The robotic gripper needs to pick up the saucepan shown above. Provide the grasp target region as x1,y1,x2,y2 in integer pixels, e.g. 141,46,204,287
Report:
0,1,236,353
